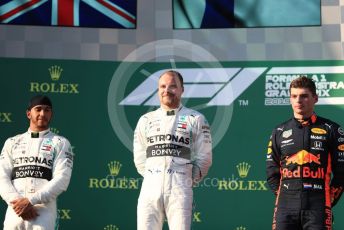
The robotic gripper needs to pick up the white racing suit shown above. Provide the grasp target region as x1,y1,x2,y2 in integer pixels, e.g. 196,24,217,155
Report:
0,129,73,230
134,105,212,230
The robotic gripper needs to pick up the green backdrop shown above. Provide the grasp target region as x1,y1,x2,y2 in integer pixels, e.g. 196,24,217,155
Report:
1,58,344,230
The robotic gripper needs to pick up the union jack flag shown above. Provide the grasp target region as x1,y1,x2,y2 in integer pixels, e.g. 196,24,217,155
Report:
0,0,136,28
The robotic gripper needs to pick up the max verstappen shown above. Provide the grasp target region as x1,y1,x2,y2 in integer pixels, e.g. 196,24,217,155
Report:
266,76,344,230
0,95,73,229
133,70,212,230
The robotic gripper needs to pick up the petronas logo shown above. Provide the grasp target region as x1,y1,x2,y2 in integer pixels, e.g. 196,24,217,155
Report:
236,162,251,178
104,225,119,230
108,161,122,176
48,65,63,81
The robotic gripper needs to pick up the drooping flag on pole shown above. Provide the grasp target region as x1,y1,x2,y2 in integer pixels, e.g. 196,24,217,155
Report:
173,0,321,29
0,0,136,28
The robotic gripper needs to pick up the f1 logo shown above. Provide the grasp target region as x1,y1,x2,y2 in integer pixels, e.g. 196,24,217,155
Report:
119,68,267,106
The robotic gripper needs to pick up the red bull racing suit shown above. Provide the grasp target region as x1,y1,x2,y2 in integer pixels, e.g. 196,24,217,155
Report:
134,105,212,230
0,129,73,230
266,114,344,230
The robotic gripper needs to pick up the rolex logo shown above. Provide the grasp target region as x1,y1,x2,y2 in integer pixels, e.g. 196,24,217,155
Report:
236,162,251,178
49,65,63,81
218,162,267,191
89,160,139,190
235,227,246,230
104,225,119,230
108,161,122,176
30,65,79,94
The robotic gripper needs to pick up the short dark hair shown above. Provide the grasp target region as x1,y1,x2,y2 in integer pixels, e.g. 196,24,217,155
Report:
289,76,317,96
160,70,184,88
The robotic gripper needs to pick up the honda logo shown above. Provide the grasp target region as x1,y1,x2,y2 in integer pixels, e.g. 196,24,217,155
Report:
314,141,322,148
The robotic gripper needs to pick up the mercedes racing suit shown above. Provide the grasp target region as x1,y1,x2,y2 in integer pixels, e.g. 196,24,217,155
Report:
0,129,73,230
134,105,212,230
266,114,344,230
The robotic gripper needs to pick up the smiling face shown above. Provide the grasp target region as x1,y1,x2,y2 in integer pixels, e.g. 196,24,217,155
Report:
27,105,53,132
158,72,184,110
290,87,318,119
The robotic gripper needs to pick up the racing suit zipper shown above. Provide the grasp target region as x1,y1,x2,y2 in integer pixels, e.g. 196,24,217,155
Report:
29,136,41,194
25,137,34,197
301,126,305,181
162,114,170,197
300,125,305,209
301,124,311,209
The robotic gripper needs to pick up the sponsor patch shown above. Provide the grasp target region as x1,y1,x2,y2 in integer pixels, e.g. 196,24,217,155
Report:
282,129,292,138
281,139,293,144
146,143,191,159
202,125,210,130
12,165,52,180
311,128,327,135
147,134,190,145
202,125,210,134
148,119,161,131
281,139,294,148
338,152,344,162
338,127,344,135
338,144,344,151
179,115,187,122
311,135,326,140
285,150,321,165
177,115,188,130
65,152,74,161
314,184,323,190
311,141,324,151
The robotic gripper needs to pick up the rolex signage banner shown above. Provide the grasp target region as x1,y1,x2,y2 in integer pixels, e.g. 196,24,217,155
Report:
1,58,344,229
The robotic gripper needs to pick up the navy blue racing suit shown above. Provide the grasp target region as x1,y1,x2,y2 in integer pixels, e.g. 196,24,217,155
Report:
266,114,344,230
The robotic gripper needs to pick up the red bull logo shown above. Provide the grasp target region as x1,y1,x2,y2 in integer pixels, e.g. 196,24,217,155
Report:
285,150,320,165
282,150,324,179
282,167,324,179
